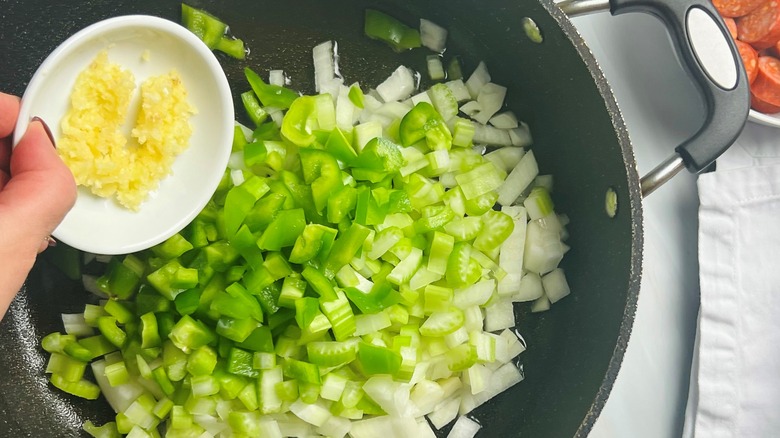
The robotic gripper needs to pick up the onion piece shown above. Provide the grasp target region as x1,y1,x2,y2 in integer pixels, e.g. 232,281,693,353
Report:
446,79,471,102
62,313,93,337
497,150,539,206
427,55,446,81
465,61,490,99
376,66,416,102
420,18,448,52
489,111,519,129
542,268,571,303
473,83,507,125
447,416,482,438
428,396,461,430
269,69,286,87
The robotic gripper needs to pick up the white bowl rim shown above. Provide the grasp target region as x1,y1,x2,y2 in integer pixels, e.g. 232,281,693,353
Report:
14,14,234,255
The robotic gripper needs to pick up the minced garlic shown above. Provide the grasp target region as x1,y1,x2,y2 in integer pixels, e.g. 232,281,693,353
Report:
58,50,196,211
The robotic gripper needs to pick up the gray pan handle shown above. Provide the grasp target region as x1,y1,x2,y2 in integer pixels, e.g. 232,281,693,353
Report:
558,0,750,197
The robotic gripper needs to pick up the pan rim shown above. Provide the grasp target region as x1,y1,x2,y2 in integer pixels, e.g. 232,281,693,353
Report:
537,0,644,436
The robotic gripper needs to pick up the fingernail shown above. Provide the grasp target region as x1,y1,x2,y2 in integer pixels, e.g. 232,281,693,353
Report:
37,236,56,254
31,116,56,148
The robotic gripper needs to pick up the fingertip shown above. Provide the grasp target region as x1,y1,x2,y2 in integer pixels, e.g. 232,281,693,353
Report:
12,118,77,206
0,93,21,139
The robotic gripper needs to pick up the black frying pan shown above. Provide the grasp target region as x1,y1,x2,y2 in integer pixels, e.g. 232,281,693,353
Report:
0,0,748,436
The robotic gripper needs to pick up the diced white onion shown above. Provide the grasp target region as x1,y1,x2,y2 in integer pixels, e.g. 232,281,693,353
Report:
453,279,495,308
484,299,516,332
428,396,461,430
447,416,482,438
509,122,533,147
531,292,551,313
523,219,565,274
91,360,145,413
313,40,336,94
460,101,482,119
376,66,416,102
497,150,539,206
472,124,512,147
465,61,491,99
269,69,285,87
317,415,351,438
513,272,543,302
484,147,525,173
81,274,108,298
362,376,415,417
446,80,471,102
420,18,448,52
411,380,446,416
459,362,523,415
62,313,93,337
351,416,421,438
336,87,356,131
410,90,433,106
290,399,331,427
230,169,245,187
542,268,571,303
473,83,507,124
489,111,519,129
427,55,446,81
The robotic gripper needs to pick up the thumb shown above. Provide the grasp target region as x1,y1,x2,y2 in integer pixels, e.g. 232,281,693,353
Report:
0,118,77,248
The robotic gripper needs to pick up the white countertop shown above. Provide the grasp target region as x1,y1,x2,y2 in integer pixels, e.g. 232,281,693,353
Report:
568,11,706,438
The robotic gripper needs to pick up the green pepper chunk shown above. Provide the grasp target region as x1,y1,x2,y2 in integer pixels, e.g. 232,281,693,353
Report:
236,326,274,352
227,347,258,378
344,283,402,314
289,224,334,264
257,208,306,251
357,342,402,375
327,186,358,225
281,95,318,147
168,315,216,353
216,316,259,343
181,4,227,49
354,137,406,173
325,127,358,165
283,358,322,385
245,67,298,109
299,148,343,213
224,175,269,238
399,102,452,150
323,223,372,277
364,9,422,52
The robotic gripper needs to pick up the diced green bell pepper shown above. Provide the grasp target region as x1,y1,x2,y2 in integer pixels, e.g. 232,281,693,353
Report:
257,208,306,251
299,148,343,213
245,67,298,109
364,9,422,52
399,102,452,150
357,342,402,375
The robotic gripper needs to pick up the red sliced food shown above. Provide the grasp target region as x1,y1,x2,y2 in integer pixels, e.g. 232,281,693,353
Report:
751,91,780,113
725,17,739,39
737,1,780,50
751,56,780,107
737,40,759,83
714,0,765,17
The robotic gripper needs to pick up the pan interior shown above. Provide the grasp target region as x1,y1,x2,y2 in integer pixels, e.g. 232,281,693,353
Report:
0,0,641,436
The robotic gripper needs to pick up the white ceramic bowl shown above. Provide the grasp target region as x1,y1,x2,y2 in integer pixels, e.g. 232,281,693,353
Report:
748,108,780,128
14,15,234,255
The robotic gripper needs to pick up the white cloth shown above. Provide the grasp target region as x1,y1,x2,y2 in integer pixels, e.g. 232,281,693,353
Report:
683,122,780,437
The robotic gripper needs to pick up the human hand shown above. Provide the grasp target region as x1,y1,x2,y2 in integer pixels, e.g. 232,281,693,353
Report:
0,92,77,318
